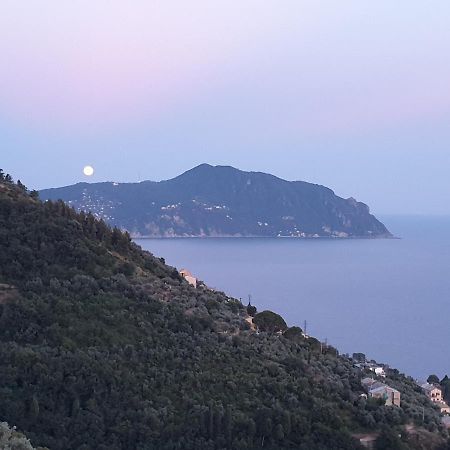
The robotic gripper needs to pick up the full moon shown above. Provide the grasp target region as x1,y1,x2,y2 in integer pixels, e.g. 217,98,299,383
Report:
83,165,94,176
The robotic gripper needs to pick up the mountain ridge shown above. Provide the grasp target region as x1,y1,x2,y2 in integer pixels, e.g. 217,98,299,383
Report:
40,164,392,239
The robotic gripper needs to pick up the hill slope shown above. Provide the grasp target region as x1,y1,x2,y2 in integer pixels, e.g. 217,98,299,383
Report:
40,164,391,238
0,173,445,450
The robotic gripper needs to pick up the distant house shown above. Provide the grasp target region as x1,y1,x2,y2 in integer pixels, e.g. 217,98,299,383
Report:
417,382,450,414
353,357,387,378
361,378,401,407
370,385,401,407
420,383,443,403
369,366,386,378
180,269,197,288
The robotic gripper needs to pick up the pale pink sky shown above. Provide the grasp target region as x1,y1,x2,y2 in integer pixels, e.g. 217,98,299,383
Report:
1,1,450,214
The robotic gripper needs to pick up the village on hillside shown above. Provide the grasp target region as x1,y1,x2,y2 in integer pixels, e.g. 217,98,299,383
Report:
179,268,450,447
352,352,450,445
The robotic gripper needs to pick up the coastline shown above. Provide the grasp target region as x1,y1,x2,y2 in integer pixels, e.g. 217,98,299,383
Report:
133,234,399,240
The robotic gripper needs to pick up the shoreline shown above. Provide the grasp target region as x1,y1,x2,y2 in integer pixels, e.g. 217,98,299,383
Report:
133,234,399,240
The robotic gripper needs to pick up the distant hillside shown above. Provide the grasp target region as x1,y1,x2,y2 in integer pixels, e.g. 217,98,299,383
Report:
40,164,391,238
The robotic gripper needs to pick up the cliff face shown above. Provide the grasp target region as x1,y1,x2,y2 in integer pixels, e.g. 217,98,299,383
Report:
40,164,391,238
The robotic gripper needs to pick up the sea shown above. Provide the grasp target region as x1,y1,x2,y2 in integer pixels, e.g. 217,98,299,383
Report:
135,215,450,380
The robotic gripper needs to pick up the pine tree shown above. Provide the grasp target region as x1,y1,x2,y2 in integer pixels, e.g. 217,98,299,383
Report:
224,405,232,448
71,397,80,417
30,395,39,420
275,424,285,441
17,180,27,192
207,404,214,439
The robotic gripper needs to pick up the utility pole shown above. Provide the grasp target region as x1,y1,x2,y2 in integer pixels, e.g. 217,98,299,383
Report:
303,320,307,336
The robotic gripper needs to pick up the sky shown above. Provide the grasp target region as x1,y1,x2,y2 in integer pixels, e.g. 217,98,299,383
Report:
1,1,450,215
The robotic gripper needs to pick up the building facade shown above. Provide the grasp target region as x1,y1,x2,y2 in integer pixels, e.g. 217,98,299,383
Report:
421,383,443,403
361,378,401,407
180,269,198,288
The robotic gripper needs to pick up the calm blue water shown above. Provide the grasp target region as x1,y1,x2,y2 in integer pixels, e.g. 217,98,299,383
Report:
135,216,450,379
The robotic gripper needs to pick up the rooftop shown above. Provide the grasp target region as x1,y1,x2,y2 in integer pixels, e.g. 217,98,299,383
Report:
421,382,442,392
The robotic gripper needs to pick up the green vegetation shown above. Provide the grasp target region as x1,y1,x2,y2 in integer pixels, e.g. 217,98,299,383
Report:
253,311,288,333
283,326,304,342
428,375,441,385
0,172,447,449
245,302,257,317
0,422,37,450
442,377,450,401
427,374,450,403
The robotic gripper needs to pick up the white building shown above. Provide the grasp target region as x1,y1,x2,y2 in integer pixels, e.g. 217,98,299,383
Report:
369,366,386,378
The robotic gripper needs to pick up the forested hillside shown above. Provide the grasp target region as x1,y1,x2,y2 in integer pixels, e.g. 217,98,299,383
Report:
0,171,447,450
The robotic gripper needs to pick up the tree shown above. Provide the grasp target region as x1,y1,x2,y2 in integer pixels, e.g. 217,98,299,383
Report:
17,180,27,192
253,311,287,333
71,397,80,417
441,375,450,401
30,190,39,200
224,405,232,447
436,439,450,450
246,302,257,317
374,427,405,450
30,395,39,420
428,374,440,385
283,326,304,342
353,353,366,363
247,419,256,441
207,403,214,439
275,423,284,441
280,411,291,437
